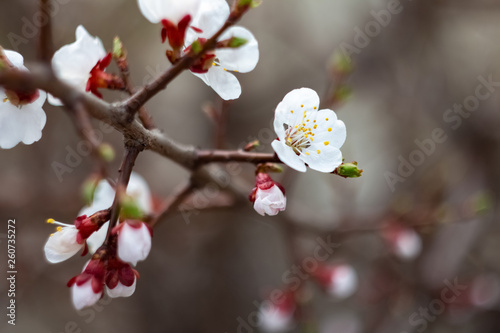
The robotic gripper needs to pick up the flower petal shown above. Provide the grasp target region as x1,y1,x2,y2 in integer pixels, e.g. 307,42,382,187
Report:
271,140,307,172
189,0,229,40
193,66,241,100
72,279,102,310
86,222,109,255
44,227,82,263
254,185,286,216
50,25,106,104
300,144,343,173
117,223,152,266
106,278,137,298
311,109,346,149
0,89,47,149
216,26,259,73
138,0,201,24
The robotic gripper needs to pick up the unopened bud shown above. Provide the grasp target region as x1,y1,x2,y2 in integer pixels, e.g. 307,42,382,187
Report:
244,140,260,151
256,163,283,174
218,37,248,49
112,37,126,60
81,175,100,205
334,162,363,178
98,143,115,162
329,51,353,76
120,195,144,220
190,39,203,54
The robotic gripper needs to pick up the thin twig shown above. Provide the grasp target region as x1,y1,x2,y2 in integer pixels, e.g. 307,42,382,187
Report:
148,182,197,227
38,0,54,64
68,102,108,177
105,143,143,243
196,150,280,165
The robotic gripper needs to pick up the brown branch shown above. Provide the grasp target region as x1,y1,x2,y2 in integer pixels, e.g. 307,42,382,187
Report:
68,102,108,177
38,0,54,64
121,9,244,114
196,150,280,165
148,182,197,227
105,143,143,243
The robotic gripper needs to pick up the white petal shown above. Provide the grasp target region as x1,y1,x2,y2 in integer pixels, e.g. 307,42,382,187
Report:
126,172,153,214
311,109,346,149
44,227,82,263
189,0,229,39
193,66,241,100
216,26,259,73
138,0,201,24
47,94,63,106
300,145,343,173
86,222,109,255
271,140,306,172
4,50,25,69
106,278,137,298
78,180,115,217
117,223,152,266
0,90,47,149
50,25,106,101
71,280,102,310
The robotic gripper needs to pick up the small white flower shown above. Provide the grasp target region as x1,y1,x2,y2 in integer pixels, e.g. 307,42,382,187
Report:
81,173,153,254
49,25,106,105
106,278,137,298
44,222,82,263
138,0,201,25
186,0,259,100
272,88,347,173
259,301,295,332
116,222,152,266
0,50,47,149
327,264,358,299
71,279,102,310
393,228,422,260
254,185,286,216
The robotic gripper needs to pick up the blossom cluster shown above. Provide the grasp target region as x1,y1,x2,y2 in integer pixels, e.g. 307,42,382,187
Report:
0,0,361,314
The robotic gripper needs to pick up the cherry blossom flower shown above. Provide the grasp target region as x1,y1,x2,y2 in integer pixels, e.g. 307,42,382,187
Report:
0,50,47,149
186,0,259,100
272,88,347,173
48,25,107,105
114,221,152,266
80,173,153,254
68,259,106,310
137,0,201,49
259,291,296,332
44,210,110,263
382,225,422,261
314,264,358,299
249,173,286,216
105,256,139,298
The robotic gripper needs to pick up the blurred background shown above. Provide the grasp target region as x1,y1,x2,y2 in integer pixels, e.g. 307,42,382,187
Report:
1,0,500,332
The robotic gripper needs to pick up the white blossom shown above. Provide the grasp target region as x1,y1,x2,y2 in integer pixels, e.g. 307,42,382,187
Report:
272,88,346,172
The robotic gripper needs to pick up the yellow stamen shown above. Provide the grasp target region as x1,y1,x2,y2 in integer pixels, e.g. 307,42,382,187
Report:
314,125,317,129
47,218,55,224
305,152,310,155
56,226,63,232
328,128,332,132
317,149,321,154
324,141,329,145
290,110,294,113
326,118,329,121
301,104,304,107
3,98,8,103
314,106,317,110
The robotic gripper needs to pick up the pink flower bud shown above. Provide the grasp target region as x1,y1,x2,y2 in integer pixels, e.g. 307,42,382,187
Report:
249,173,286,216
259,290,295,332
314,264,358,299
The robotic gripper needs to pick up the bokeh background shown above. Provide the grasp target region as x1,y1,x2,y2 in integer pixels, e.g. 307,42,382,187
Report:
2,0,500,332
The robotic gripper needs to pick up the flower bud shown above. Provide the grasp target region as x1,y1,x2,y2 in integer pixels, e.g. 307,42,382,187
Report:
334,162,363,178
249,173,286,216
114,221,152,266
